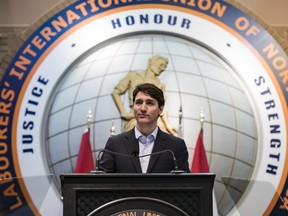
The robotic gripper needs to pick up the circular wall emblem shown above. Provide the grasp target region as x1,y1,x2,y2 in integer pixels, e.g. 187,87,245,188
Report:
0,0,287,215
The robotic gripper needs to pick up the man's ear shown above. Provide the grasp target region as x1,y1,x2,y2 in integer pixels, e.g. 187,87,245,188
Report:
159,105,164,115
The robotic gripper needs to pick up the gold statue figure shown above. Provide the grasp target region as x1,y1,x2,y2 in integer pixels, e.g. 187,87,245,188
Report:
112,55,177,136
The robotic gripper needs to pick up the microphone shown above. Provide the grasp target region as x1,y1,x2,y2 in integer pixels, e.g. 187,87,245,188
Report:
131,146,139,157
90,149,133,174
91,148,185,174
137,149,185,174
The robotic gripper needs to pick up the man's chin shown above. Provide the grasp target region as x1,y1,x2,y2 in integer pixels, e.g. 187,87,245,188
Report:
138,119,149,122
137,118,150,124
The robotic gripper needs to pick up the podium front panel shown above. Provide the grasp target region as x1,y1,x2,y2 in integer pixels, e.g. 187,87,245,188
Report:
60,173,215,216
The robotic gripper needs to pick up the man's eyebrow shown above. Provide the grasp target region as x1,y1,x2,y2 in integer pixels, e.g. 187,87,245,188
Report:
146,99,157,103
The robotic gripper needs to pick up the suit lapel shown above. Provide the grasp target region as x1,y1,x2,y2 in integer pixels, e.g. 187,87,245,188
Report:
124,129,142,173
147,130,167,173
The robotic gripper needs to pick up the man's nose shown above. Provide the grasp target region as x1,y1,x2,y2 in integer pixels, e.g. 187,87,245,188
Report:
140,103,148,111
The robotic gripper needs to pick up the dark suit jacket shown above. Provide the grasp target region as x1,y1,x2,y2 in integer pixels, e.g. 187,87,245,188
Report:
98,128,190,173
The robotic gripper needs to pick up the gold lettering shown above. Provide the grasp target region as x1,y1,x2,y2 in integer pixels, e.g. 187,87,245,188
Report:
235,17,260,36
87,0,100,12
114,0,133,4
1,84,14,102
40,26,57,41
211,2,226,17
66,9,81,24
272,56,287,71
15,55,30,71
4,184,23,210
75,2,89,16
187,0,196,6
279,69,288,88
0,142,8,154
0,102,11,115
163,0,225,17
263,43,288,92
0,128,8,140
10,196,23,210
4,184,17,196
263,43,279,59
0,116,8,127
279,188,288,209
246,25,260,36
31,35,46,50
51,16,69,32
9,68,24,80
235,17,249,30
22,44,37,57
98,0,112,8
198,0,212,11
0,156,9,170
0,171,12,184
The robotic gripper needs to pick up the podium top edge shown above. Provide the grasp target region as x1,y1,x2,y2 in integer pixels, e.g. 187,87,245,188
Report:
60,172,216,178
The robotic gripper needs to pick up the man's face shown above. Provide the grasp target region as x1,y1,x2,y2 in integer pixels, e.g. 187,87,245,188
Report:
133,91,163,126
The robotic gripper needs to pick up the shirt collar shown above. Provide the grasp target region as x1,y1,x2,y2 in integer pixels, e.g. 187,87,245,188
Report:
135,127,158,140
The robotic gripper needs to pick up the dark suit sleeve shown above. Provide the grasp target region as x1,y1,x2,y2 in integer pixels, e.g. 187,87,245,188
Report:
98,137,116,173
175,139,191,173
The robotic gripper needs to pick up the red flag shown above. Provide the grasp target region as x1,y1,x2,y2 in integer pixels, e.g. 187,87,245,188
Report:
191,129,219,215
75,129,95,173
191,129,209,172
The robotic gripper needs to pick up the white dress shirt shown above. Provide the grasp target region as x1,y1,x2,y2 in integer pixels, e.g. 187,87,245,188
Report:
135,127,158,173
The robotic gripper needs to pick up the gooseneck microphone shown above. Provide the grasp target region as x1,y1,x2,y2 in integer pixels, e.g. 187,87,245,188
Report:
89,149,132,174
91,148,185,174
137,149,185,174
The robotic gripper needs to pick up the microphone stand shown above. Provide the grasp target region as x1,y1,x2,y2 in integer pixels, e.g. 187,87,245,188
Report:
90,149,133,174
90,149,186,174
90,149,105,174
137,150,186,174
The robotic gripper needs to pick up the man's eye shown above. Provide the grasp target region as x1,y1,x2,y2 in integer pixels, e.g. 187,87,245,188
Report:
146,101,155,106
135,101,142,105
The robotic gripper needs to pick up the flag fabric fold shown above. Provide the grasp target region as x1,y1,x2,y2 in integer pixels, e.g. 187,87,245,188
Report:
191,128,219,216
75,129,95,173
191,129,209,172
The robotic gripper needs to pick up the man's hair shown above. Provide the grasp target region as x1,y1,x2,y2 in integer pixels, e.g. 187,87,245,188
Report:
133,83,165,107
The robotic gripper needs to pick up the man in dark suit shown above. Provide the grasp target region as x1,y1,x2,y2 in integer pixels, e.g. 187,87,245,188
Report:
99,83,190,173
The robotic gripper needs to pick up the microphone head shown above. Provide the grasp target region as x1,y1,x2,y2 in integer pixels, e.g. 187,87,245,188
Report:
131,145,139,157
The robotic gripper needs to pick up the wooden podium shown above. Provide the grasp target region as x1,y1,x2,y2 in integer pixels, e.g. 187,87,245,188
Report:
60,173,215,216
